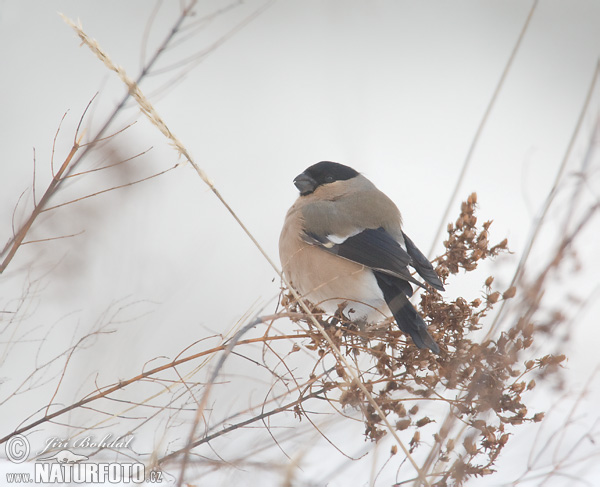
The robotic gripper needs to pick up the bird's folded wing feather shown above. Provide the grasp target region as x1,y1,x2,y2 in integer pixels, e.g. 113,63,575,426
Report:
402,232,445,291
303,227,427,290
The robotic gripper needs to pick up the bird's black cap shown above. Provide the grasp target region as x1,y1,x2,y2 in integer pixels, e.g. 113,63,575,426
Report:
294,161,359,195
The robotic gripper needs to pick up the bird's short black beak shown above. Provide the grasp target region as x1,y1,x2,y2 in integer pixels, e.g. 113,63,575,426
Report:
293,172,317,195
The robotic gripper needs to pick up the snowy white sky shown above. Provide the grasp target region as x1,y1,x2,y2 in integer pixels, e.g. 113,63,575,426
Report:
1,1,599,485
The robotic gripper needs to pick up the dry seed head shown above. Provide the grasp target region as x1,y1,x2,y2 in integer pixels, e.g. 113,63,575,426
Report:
463,437,478,455
395,403,407,417
416,417,433,427
503,286,517,299
410,431,421,450
60,14,218,188
487,291,501,304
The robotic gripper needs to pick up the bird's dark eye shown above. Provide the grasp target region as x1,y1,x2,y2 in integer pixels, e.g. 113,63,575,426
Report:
325,176,334,183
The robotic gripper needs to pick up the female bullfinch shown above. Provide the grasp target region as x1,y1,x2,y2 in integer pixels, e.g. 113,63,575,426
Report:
279,161,444,354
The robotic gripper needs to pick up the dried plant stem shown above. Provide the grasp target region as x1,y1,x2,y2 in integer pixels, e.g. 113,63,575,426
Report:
0,130,85,274
486,59,600,339
21,231,85,245
178,317,262,482
158,386,332,467
62,15,430,484
0,4,199,274
59,1,197,177
40,164,178,213
67,325,313,447
0,332,309,445
512,59,600,284
427,0,539,259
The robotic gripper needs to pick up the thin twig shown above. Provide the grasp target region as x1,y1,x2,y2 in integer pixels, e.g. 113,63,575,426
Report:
0,131,84,273
177,316,263,484
63,146,152,179
40,164,178,213
427,0,539,259
0,4,200,273
140,0,163,68
159,386,332,467
51,111,69,178
486,59,600,338
21,231,85,245
0,332,310,444
32,147,37,207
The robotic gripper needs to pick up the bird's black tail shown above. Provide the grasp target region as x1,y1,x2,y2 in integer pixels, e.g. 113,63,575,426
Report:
375,273,440,354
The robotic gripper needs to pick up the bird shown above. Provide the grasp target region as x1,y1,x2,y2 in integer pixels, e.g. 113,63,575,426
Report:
279,161,444,353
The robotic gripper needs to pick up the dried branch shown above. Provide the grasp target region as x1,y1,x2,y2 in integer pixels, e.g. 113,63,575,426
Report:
427,0,539,258
486,59,600,339
0,118,87,273
40,163,178,213
0,332,309,444
0,2,204,274
159,386,332,468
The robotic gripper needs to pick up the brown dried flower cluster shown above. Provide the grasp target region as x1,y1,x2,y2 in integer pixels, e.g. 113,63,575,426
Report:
284,193,565,486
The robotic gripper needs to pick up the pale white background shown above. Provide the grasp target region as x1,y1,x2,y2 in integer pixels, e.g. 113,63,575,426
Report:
1,1,599,485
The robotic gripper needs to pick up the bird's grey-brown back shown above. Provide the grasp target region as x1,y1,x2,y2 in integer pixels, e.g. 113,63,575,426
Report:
287,161,404,243
299,175,404,242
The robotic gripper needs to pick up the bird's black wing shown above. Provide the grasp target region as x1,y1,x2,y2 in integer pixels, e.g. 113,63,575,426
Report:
304,227,424,292
402,232,445,291
304,227,441,353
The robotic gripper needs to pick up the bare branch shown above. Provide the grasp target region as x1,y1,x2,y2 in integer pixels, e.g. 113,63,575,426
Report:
427,0,539,259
